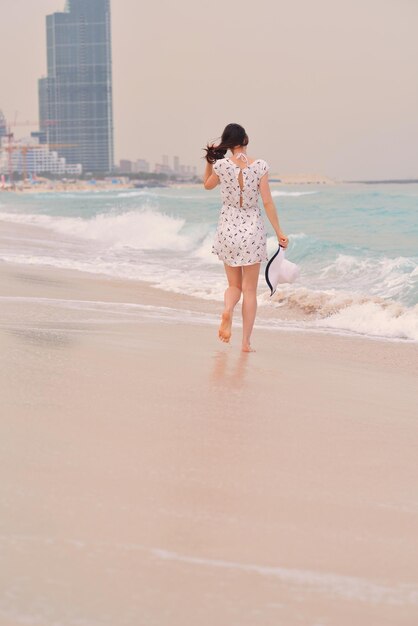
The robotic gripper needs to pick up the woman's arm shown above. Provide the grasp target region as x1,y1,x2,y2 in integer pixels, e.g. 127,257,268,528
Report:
259,173,289,248
203,161,219,190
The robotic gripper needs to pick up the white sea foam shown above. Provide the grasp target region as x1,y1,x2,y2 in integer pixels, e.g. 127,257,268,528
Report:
318,254,417,303
153,548,418,605
321,254,416,280
317,300,418,341
266,233,308,255
116,190,158,198
267,286,418,341
192,232,220,265
0,295,218,326
271,190,319,197
287,232,308,239
0,209,195,251
117,190,208,201
0,250,227,303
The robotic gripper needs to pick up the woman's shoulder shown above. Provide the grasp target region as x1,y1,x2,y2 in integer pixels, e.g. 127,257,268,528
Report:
256,158,270,175
213,157,229,173
249,157,268,170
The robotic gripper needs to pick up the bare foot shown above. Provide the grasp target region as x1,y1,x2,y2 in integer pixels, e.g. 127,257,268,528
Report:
218,311,232,343
242,343,256,353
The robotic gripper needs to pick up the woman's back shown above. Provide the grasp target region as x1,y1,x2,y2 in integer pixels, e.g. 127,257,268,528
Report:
212,153,270,267
213,156,270,209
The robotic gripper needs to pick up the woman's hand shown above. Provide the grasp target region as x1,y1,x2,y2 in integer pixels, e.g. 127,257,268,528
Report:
277,232,289,248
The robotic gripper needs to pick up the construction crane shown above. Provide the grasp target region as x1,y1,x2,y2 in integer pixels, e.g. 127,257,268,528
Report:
0,115,59,183
1,141,76,182
6,118,58,132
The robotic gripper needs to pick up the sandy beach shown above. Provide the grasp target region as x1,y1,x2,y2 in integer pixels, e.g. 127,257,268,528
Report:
1,259,417,625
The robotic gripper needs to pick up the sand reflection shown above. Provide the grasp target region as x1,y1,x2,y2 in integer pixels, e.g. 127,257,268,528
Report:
210,349,250,390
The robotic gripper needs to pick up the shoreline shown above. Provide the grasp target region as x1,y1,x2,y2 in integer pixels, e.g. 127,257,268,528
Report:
1,254,417,346
2,177,417,195
4,178,418,195
1,260,417,361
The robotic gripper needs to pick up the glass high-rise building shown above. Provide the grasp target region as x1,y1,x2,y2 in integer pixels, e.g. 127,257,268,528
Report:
0,111,7,139
39,0,114,173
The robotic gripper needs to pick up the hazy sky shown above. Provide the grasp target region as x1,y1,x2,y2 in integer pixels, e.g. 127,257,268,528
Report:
0,0,417,179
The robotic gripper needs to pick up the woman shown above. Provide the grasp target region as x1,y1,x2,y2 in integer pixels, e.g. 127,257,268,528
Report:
203,122,289,353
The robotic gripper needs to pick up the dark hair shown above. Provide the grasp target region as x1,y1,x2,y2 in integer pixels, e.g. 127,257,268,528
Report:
204,123,249,164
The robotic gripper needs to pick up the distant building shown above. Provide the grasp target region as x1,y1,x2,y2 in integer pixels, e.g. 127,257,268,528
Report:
154,162,172,175
31,131,47,145
39,0,114,173
119,159,133,173
0,136,82,176
133,159,150,173
114,153,196,178
0,110,7,138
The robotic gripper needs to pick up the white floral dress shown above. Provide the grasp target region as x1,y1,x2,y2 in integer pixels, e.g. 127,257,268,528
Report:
212,153,270,266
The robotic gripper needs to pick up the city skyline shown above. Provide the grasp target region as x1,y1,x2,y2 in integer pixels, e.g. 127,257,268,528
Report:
118,154,197,177
0,0,417,179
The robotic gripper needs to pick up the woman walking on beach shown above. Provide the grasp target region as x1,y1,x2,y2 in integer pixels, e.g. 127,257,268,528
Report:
203,123,289,352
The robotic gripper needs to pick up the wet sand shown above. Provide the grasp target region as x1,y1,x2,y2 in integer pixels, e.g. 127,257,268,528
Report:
0,263,417,625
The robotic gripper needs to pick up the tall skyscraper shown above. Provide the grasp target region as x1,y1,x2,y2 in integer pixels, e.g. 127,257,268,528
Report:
0,111,7,139
39,0,114,173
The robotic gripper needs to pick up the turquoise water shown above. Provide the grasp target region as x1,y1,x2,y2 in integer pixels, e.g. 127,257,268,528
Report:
0,182,417,340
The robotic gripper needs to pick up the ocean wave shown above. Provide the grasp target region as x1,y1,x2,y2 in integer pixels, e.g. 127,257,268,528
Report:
318,253,418,304
265,286,418,341
271,190,319,197
117,190,207,201
0,250,227,303
318,300,418,341
116,190,158,198
321,253,416,277
192,232,220,265
0,209,196,252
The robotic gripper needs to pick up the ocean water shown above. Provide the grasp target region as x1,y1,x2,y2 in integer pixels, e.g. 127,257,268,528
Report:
0,182,417,341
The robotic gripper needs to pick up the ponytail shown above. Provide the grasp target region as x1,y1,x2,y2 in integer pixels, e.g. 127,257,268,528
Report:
203,123,249,164
204,142,228,164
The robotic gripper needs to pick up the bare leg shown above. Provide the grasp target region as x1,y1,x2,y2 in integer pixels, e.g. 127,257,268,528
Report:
218,264,242,343
241,263,261,352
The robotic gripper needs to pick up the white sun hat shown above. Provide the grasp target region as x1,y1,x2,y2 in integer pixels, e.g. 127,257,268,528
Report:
265,245,300,296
